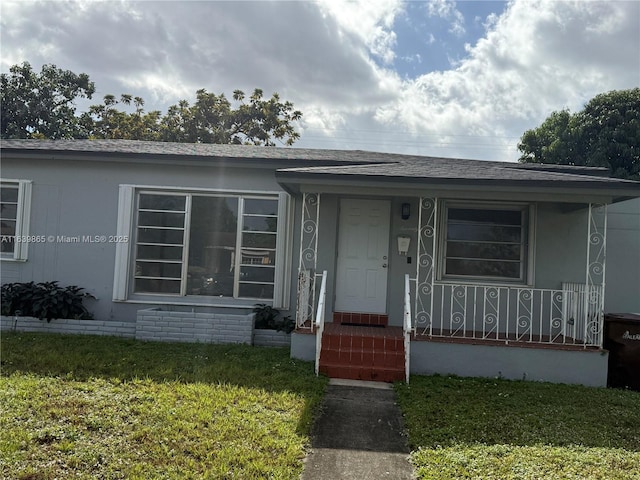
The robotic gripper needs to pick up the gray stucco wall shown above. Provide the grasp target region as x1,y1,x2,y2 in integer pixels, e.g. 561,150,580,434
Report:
314,194,339,320
410,340,608,387
289,332,607,387
3,152,637,330
605,198,640,313
290,331,316,362
534,204,588,289
308,196,597,327
310,194,419,327
388,197,421,326
533,199,640,314
1,155,290,323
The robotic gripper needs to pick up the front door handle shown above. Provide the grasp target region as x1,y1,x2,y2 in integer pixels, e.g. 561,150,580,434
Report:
382,263,388,268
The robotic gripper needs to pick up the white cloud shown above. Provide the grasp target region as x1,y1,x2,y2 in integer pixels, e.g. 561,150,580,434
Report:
369,0,639,159
426,0,466,36
316,0,404,65
1,0,637,161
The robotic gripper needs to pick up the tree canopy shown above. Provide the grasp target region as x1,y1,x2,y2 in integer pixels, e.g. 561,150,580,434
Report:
2,62,302,146
1,62,95,139
518,88,640,180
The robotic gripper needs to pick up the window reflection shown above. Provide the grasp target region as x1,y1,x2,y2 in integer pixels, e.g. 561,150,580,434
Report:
444,206,526,281
134,192,279,299
187,196,238,296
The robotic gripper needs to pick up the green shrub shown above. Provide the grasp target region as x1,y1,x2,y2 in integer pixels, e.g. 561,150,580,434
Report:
252,304,295,333
275,315,295,334
1,281,95,321
253,303,280,329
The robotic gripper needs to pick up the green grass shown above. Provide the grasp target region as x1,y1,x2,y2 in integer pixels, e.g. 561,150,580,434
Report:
0,332,327,480
395,375,640,479
7,333,640,479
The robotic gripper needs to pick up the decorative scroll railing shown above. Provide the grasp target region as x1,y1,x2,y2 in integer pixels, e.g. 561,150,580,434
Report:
585,204,607,338
413,200,606,349
296,193,320,329
415,198,437,340
415,283,604,348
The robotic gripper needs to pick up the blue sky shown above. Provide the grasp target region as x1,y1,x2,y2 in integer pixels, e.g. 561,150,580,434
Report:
1,0,638,160
393,1,508,77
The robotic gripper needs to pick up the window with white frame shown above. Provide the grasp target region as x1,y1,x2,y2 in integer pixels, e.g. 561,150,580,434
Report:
131,190,282,300
440,202,532,283
1,180,32,261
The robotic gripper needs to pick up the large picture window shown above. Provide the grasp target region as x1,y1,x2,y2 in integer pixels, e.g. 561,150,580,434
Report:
441,203,531,283
132,191,280,300
1,179,32,261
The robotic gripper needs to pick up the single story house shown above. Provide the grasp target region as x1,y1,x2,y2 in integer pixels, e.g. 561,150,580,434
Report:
2,139,639,386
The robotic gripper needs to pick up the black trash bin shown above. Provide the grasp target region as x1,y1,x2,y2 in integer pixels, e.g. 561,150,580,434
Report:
604,313,640,391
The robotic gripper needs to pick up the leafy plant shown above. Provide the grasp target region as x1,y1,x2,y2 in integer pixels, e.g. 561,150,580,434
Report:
252,305,295,333
275,315,296,334
1,281,33,316
1,281,95,321
253,303,280,330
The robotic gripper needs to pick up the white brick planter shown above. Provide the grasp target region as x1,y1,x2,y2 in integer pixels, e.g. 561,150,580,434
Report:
253,329,291,347
0,315,136,337
136,307,253,344
2,310,288,348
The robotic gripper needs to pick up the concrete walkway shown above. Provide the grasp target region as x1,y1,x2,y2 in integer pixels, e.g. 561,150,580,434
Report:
301,379,414,479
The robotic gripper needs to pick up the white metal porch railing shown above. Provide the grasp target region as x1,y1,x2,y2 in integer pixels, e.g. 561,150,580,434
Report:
296,269,313,329
296,269,328,331
414,282,604,348
403,274,411,383
314,270,328,376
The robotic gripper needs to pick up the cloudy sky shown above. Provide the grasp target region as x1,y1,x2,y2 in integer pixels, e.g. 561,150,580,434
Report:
1,0,639,161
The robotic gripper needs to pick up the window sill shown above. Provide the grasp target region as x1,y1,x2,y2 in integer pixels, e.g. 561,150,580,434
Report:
435,279,533,288
115,297,271,309
0,257,27,262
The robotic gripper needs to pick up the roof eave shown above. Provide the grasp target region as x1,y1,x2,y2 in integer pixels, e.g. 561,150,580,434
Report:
1,147,399,169
275,171,640,203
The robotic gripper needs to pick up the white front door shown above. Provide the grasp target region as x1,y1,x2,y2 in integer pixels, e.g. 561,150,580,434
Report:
335,199,390,314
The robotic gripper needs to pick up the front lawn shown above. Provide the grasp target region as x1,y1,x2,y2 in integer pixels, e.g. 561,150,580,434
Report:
0,332,327,480
396,375,640,480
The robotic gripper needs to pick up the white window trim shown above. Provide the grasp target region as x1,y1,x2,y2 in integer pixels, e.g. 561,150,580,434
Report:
437,200,536,286
113,185,134,300
273,192,292,309
113,184,292,307
1,179,32,262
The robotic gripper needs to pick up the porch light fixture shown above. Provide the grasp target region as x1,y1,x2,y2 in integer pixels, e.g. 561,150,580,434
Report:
401,202,411,220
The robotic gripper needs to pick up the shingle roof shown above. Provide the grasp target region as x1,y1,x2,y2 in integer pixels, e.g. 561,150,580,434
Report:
2,138,639,189
276,157,636,185
0,138,394,164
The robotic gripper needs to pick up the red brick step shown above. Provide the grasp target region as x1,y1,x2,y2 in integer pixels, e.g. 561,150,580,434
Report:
333,311,389,327
318,323,405,383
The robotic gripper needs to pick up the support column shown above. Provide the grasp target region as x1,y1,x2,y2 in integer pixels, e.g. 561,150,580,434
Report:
585,203,607,347
415,198,437,335
296,193,320,328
